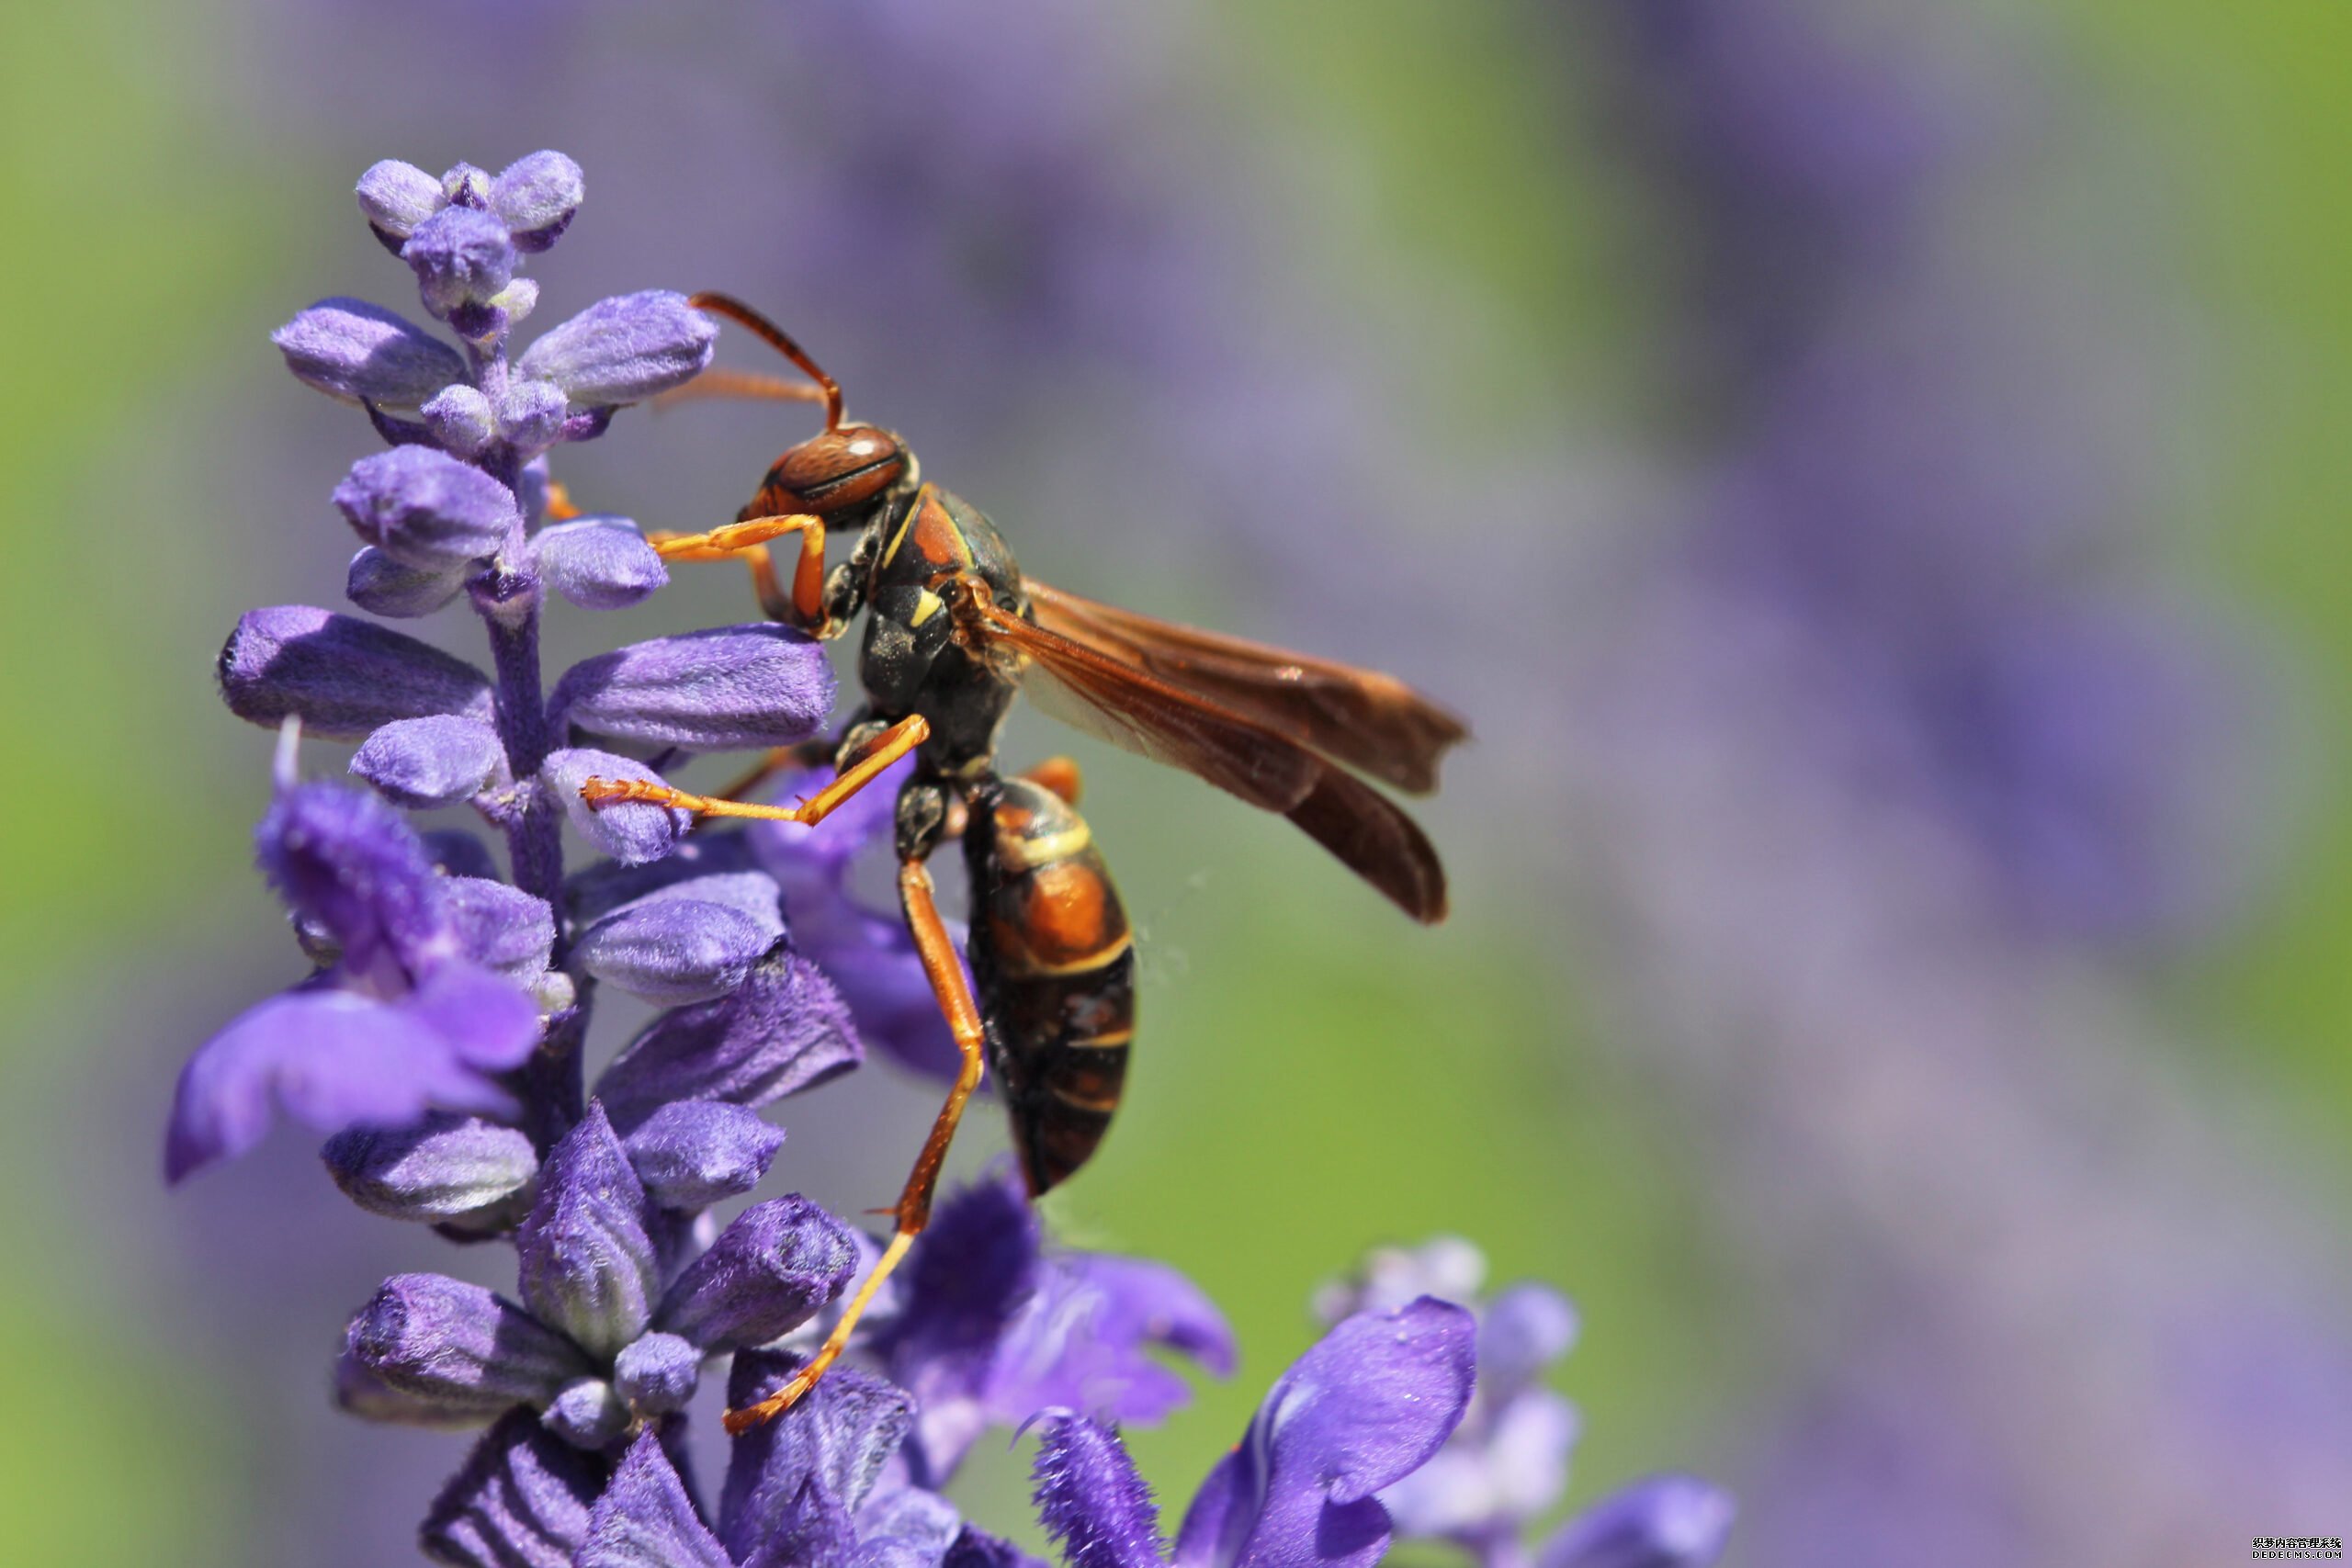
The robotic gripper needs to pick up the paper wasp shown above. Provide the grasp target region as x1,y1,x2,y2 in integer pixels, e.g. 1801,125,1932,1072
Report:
581,295,1465,1426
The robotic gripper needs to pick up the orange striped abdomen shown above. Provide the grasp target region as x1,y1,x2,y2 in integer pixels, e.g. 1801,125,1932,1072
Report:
964,778,1135,1196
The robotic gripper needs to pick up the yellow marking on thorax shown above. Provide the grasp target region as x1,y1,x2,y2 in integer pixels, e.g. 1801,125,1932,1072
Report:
993,820,1092,873
880,483,931,570
910,588,945,627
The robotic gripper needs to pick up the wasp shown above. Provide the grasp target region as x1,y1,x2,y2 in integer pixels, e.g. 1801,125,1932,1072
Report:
582,295,1465,1427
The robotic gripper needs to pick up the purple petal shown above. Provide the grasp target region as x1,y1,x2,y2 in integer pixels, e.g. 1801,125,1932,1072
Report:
441,876,557,977
549,624,834,752
533,516,668,610
346,546,469,617
492,151,584,252
1533,1477,1736,1568
1172,1299,1476,1568
423,383,497,457
352,715,506,808
255,779,451,972
574,894,780,1007
624,1100,786,1210
654,1194,857,1353
581,1430,732,1568
322,1111,540,1229
356,159,444,247
345,1272,590,1412
403,205,518,318
1070,1255,1238,1378
545,749,691,865
857,1484,966,1562
163,987,514,1183
1379,1388,1576,1541
876,1176,1040,1468
516,289,718,406
1031,1414,1166,1568
334,446,519,570
421,1408,609,1568
595,948,862,1131
515,1103,660,1358
612,1331,702,1417
402,959,545,1070
220,604,494,739
720,1352,914,1560
271,296,464,408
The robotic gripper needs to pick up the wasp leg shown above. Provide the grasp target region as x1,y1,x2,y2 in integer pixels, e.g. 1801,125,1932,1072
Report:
580,714,926,826
647,513,831,634
650,366,826,411
724,853,988,1432
1019,756,1083,806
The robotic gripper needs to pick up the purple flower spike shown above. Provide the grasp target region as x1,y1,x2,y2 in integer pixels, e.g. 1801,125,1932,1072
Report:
323,1112,540,1231
404,206,519,321
423,384,497,457
347,546,469,618
545,748,691,865
719,1351,915,1560
623,1100,785,1210
421,1408,609,1568
517,289,719,407
573,887,782,1008
353,715,507,808
220,604,494,739
1533,1477,1736,1568
442,876,557,977
492,151,584,253
612,1332,702,1417
550,625,834,753
532,516,668,610
1033,1415,1166,1568
345,1273,592,1415
272,297,466,409
654,1194,857,1353
594,948,862,1131
1174,1299,1476,1568
514,1104,660,1359
582,1431,732,1568
334,446,520,571
356,159,445,251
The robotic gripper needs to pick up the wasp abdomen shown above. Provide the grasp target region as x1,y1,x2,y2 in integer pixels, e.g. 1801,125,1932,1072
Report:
965,777,1135,1196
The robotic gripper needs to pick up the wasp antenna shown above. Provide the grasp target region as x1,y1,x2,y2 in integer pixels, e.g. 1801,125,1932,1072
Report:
688,291,844,431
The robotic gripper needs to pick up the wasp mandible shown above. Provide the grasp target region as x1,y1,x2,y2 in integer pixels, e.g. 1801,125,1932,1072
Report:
582,295,1466,1427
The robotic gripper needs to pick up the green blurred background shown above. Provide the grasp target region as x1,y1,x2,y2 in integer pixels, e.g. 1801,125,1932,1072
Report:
3,0,2348,1562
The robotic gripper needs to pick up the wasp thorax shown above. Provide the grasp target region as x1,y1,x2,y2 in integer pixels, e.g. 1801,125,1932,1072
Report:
759,424,908,516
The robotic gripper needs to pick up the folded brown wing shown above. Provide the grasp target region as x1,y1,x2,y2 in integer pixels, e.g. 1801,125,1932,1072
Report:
1026,580,1468,795
968,599,1449,922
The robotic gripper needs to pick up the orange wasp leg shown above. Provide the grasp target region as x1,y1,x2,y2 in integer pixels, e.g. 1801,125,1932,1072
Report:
580,714,927,827
724,854,989,1432
647,513,831,634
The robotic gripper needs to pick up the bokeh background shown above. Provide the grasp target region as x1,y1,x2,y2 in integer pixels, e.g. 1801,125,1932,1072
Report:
5,0,2350,1562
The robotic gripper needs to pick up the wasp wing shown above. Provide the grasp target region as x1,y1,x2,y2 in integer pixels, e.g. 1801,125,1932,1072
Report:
967,599,1449,922
1025,579,1468,795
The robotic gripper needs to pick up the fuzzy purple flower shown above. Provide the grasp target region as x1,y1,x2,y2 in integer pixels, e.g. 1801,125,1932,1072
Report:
1031,1297,1476,1568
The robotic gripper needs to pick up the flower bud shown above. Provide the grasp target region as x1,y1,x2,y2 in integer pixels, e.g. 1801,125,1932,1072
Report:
345,1273,590,1410
272,297,466,410
442,876,557,978
403,206,518,321
542,1377,630,1450
346,547,469,618
322,1113,539,1231
595,949,861,1131
548,625,833,752
573,884,781,1007
532,516,667,611
515,1105,659,1359
1535,1476,1736,1568
334,446,519,571
654,1195,857,1353
612,1332,701,1417
422,383,496,457
356,159,445,251
623,1100,784,1211
494,377,570,454
492,151,584,253
543,749,690,866
220,605,493,739
517,290,717,407
351,714,505,808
